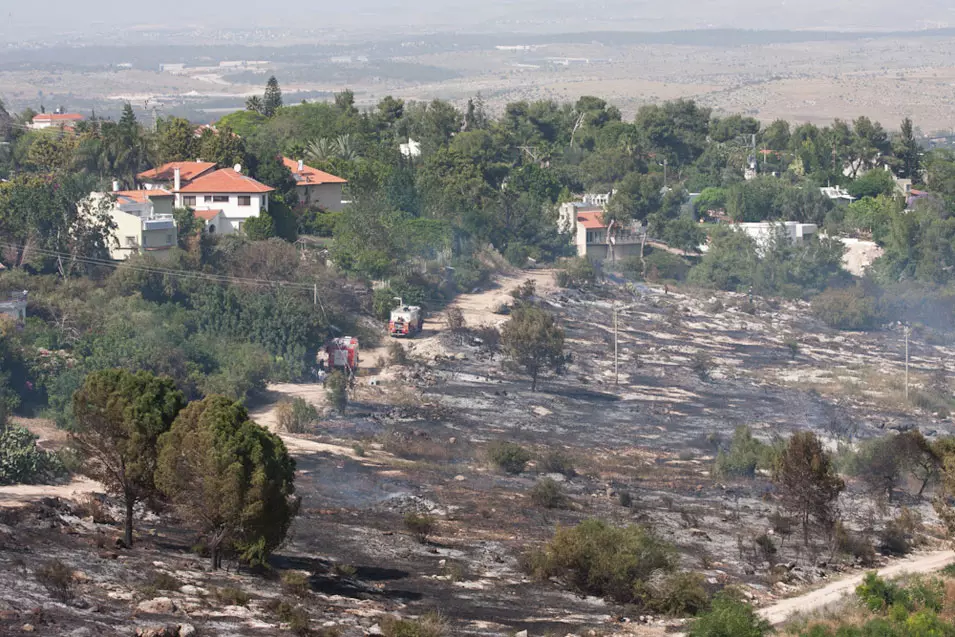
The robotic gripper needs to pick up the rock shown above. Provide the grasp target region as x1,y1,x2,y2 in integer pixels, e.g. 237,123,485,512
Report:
21,625,35,633
453,475,466,482
448,437,457,445
368,624,383,636
514,631,528,637
177,624,196,637
136,597,178,615
135,626,178,637
178,585,208,596
68,629,93,637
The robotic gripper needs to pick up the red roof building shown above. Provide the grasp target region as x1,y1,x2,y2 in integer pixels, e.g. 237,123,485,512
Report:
30,113,84,130
138,161,217,186
282,157,346,211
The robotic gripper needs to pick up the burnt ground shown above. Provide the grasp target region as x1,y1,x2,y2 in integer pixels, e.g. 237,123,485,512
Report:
3,278,955,636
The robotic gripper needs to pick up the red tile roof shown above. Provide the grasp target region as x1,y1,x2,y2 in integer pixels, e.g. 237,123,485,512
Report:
193,209,223,221
577,211,606,230
33,113,84,123
138,161,217,183
178,168,274,194
114,189,174,204
282,157,347,185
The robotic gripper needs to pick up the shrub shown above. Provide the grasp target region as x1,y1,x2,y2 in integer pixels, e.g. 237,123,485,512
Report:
510,278,536,302
404,512,436,543
556,258,598,288
539,450,576,477
473,324,501,352
856,572,903,612
388,341,409,366
214,586,250,607
834,522,876,566
712,426,767,479
0,422,67,485
36,559,76,602
687,593,770,637
146,570,182,592
811,286,881,330
524,519,677,605
690,352,714,381
281,570,311,598
880,509,923,556
486,441,532,474
268,598,311,636
445,308,466,332
785,339,799,360
380,613,448,637
352,443,366,457
651,571,711,616
276,397,320,434
530,478,568,509
618,491,633,508
373,288,400,320
753,533,777,565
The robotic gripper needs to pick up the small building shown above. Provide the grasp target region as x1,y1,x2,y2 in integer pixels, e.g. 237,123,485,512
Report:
29,113,84,130
193,209,231,235
176,166,274,233
558,204,644,260
282,157,347,211
737,222,818,247
0,291,27,324
97,189,178,261
399,138,421,159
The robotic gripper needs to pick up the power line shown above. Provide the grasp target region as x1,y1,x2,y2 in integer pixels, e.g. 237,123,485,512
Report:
0,242,319,292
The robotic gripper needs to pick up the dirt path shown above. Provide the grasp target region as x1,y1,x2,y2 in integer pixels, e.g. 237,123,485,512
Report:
758,550,955,625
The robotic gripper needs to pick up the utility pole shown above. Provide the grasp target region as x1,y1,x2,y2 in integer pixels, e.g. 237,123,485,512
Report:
614,301,619,386
904,324,911,402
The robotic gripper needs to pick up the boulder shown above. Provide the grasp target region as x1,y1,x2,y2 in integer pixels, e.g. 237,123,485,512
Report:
136,597,178,615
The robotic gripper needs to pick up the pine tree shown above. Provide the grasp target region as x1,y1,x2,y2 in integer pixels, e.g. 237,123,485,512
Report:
894,117,922,180
263,76,283,117
773,431,844,545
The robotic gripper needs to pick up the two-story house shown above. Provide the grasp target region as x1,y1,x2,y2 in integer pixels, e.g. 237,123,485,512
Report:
176,166,274,233
96,189,179,261
29,113,84,130
282,158,347,211
558,201,644,261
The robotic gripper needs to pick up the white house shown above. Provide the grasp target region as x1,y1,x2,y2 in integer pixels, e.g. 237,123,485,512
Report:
176,166,274,233
96,189,179,261
558,202,644,260
29,113,84,130
737,221,818,247
820,186,855,202
193,209,232,235
282,157,347,211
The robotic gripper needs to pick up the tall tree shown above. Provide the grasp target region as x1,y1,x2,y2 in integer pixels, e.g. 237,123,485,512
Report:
71,369,185,547
501,305,565,391
773,431,845,545
156,116,198,164
156,395,298,569
894,118,922,181
262,76,283,117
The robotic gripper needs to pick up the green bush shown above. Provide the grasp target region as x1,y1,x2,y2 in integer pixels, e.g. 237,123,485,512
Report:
214,586,250,607
523,519,678,605
0,422,67,485
642,249,692,282
556,258,598,288
281,570,311,598
687,593,770,637
268,598,311,636
486,441,532,474
539,450,576,477
373,287,400,320
404,512,436,543
712,426,777,479
856,572,904,612
530,477,568,509
811,286,882,331
276,397,319,434
651,571,711,616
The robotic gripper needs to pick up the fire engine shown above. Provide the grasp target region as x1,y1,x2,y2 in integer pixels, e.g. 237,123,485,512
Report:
324,336,359,374
389,300,423,338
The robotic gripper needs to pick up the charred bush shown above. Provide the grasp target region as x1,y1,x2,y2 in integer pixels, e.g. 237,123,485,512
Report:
690,352,714,382
445,307,466,333
879,508,923,556
404,512,436,543
380,613,448,637
36,559,75,602
539,450,576,477
834,522,876,566
281,570,311,598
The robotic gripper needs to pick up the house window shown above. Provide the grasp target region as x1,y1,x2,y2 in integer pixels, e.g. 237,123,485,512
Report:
166,234,173,245
182,196,196,206
204,195,213,203
125,236,137,247
238,196,251,206
212,195,229,203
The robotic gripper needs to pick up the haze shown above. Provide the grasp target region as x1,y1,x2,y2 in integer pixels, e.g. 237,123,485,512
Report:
3,0,955,42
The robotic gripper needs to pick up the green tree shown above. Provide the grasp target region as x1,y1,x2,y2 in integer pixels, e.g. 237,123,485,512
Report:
71,369,185,547
773,431,845,545
173,207,202,247
245,96,264,115
198,125,247,169
847,169,897,200
893,118,922,181
156,395,298,569
325,370,348,414
156,117,198,164
501,305,565,391
263,76,283,118
635,99,711,166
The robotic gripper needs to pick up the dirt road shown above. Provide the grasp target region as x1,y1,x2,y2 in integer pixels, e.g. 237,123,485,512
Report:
758,550,955,625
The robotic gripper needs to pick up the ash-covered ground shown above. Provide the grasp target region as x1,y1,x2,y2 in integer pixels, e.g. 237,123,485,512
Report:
3,276,953,636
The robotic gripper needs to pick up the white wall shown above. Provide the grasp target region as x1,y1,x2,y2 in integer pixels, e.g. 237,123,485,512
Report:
181,193,268,232
298,184,343,211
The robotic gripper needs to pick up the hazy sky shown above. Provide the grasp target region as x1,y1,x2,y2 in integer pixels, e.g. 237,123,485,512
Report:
2,0,955,41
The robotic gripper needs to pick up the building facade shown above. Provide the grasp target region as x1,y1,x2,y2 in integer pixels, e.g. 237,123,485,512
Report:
282,157,347,211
